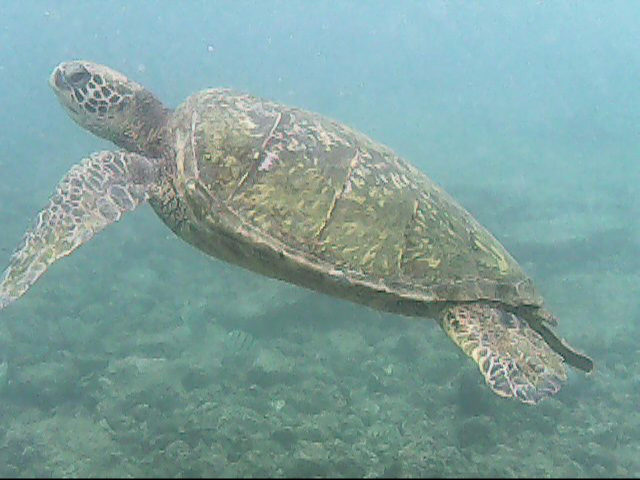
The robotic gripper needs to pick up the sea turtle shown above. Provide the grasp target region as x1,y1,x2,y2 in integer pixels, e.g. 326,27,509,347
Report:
0,61,592,404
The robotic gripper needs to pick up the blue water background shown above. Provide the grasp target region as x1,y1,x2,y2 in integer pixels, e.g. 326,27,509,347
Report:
0,1,638,477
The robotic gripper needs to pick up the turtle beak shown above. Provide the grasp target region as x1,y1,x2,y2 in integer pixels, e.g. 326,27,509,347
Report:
50,66,66,90
49,64,82,116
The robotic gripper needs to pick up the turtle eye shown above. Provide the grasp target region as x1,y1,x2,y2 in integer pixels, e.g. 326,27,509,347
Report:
65,64,91,88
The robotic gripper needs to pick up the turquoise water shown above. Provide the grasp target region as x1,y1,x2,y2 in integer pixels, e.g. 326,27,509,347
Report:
0,1,639,476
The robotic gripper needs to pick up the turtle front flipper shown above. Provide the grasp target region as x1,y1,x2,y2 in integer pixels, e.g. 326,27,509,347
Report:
441,304,568,404
0,151,161,310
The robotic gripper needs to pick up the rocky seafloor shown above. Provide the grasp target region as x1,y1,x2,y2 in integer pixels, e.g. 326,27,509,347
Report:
0,150,638,477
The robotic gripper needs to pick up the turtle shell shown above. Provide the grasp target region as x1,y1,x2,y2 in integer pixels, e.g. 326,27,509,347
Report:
163,89,543,317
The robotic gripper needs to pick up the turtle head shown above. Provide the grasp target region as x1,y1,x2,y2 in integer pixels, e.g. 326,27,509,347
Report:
50,61,170,157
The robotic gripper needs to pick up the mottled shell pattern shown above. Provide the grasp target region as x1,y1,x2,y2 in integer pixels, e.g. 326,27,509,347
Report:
154,89,542,317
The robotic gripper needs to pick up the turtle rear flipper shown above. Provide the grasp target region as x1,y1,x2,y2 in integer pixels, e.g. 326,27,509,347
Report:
0,151,160,310
441,304,568,404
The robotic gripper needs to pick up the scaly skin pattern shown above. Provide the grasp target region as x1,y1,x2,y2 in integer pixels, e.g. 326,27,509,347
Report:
442,303,567,404
0,151,160,308
154,89,543,319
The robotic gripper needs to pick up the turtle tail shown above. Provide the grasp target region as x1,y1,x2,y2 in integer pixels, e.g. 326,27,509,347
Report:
440,303,570,404
526,319,594,373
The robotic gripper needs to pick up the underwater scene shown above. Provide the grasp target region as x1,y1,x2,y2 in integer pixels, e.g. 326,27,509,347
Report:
0,1,638,477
